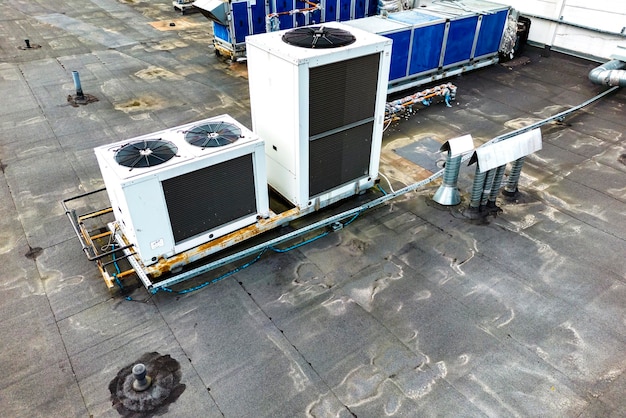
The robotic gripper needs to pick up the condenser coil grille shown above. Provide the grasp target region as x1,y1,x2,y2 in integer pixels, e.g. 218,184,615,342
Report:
184,122,242,148
114,139,178,169
309,53,381,137
162,154,257,244
309,121,374,196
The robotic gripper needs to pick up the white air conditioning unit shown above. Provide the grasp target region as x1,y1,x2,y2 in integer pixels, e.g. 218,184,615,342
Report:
94,114,269,266
246,22,392,210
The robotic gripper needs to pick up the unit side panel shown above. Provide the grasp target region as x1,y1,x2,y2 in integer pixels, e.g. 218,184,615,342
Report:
122,179,175,264
370,43,391,179
247,44,301,203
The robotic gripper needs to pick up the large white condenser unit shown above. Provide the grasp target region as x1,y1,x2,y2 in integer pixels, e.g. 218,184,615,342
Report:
94,115,269,266
246,22,392,210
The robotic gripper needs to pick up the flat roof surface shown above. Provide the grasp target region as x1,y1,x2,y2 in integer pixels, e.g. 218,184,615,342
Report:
1,1,625,417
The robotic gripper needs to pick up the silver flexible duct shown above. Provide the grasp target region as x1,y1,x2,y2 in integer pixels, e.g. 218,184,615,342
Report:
588,59,626,87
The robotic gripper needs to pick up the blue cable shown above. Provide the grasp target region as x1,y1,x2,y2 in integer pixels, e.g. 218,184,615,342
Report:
110,244,125,291
343,211,361,227
159,248,268,295
269,231,329,253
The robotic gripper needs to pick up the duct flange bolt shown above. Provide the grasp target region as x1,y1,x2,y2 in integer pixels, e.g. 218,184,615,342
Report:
132,363,152,392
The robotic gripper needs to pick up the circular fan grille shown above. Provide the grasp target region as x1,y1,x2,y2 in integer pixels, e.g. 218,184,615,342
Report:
114,139,178,169
184,122,242,148
282,26,356,49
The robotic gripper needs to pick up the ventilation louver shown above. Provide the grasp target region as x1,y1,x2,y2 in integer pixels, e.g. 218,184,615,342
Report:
282,26,356,48
184,121,242,148
114,139,178,169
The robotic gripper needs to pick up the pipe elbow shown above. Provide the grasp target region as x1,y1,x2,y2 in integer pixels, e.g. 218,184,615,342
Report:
589,60,626,87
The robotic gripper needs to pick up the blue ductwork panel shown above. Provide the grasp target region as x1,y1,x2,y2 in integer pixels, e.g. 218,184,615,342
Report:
251,0,268,34
343,1,510,93
231,1,250,43
388,11,447,75
307,0,322,24
475,9,509,57
443,15,479,66
197,0,509,80
274,0,295,31
354,0,366,19
344,17,412,81
339,0,351,21
324,0,338,22
213,22,231,43
409,22,445,74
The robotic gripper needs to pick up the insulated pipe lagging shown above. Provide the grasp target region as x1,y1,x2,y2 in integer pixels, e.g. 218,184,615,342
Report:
480,168,497,208
487,165,507,207
469,167,487,210
588,60,626,87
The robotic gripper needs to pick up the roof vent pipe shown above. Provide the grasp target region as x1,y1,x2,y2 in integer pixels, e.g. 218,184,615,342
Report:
433,134,474,206
486,165,506,210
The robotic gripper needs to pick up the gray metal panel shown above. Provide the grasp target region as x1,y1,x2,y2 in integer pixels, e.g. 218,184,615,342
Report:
440,134,474,157
472,128,542,172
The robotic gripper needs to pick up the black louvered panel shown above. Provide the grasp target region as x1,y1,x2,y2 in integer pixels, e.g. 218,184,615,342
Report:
162,154,257,244
309,121,373,197
309,54,381,137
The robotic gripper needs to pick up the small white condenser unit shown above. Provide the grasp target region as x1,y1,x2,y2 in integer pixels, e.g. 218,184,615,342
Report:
94,114,269,266
246,22,392,209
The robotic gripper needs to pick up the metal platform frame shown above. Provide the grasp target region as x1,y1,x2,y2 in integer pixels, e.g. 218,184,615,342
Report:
62,86,618,294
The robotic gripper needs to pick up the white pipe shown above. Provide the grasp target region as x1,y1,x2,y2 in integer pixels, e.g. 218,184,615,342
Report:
588,59,626,87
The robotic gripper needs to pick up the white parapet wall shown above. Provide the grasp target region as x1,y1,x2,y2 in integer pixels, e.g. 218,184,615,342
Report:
488,0,626,60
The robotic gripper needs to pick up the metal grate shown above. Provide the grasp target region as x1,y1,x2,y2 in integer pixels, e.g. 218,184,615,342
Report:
309,53,380,137
162,154,257,244
184,122,242,148
309,121,374,196
282,26,356,49
114,139,178,169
